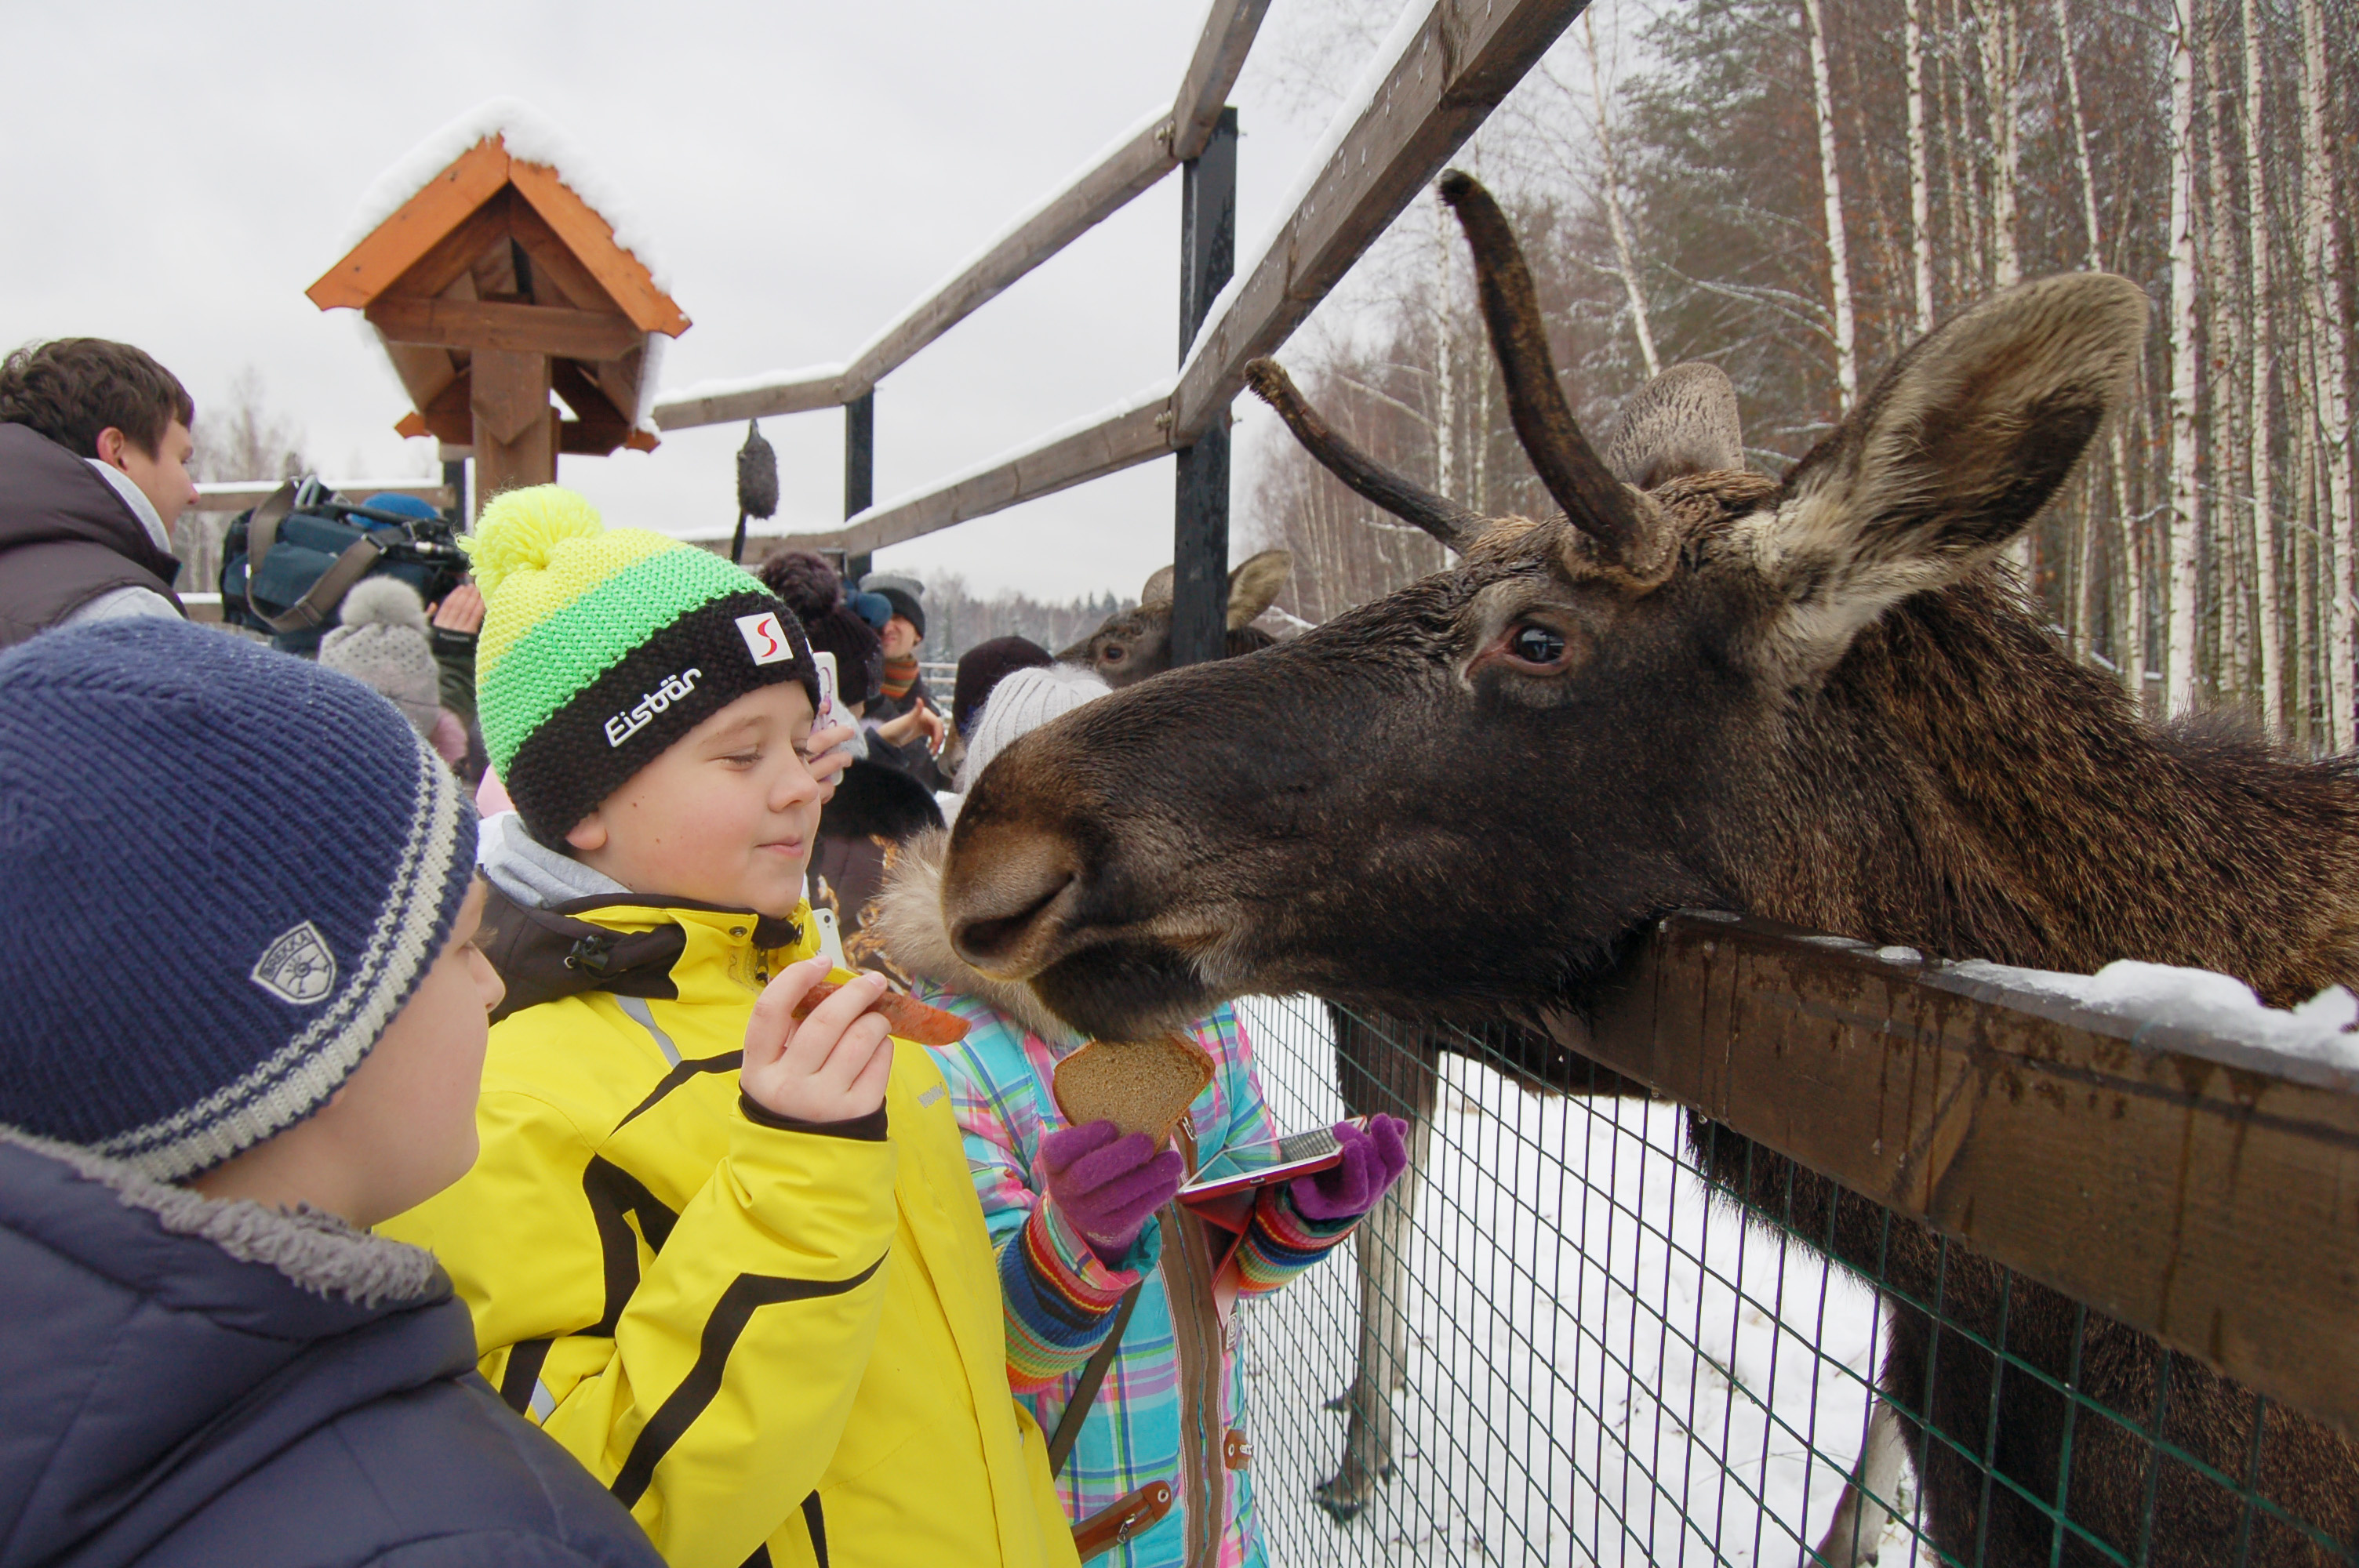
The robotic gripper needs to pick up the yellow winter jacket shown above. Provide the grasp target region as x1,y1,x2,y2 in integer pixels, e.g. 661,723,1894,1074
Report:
380,894,1080,1568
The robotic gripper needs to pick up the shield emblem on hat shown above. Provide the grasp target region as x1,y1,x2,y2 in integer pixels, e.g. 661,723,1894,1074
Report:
251,921,337,1006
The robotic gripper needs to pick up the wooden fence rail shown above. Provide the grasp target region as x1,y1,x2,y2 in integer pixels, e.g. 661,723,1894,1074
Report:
648,0,1274,433
1550,912,2359,1441
646,0,1591,561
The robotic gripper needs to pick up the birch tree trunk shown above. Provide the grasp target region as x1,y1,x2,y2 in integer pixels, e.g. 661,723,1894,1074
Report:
1905,0,1936,336
2165,0,2204,715
2050,0,2129,673
2205,48,2246,701
1969,0,2021,290
1803,0,1860,412
2052,0,2103,275
2241,0,2281,729
1587,12,1661,379
2299,0,2355,750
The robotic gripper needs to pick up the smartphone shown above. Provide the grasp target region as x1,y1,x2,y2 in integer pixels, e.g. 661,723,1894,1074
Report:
809,906,846,967
810,650,845,734
1178,1117,1372,1203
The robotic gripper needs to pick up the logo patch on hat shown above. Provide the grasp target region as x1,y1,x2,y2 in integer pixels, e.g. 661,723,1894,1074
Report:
736,612,794,666
251,921,337,1006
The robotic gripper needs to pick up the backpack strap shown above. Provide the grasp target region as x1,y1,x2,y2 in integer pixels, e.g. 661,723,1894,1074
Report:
1047,1283,1141,1479
241,480,296,623
243,479,387,634
261,535,383,633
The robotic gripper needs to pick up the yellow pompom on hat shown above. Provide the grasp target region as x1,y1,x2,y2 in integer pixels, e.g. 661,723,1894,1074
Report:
467,485,816,844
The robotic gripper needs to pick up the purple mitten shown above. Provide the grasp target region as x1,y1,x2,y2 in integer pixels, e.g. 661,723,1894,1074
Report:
1289,1114,1411,1223
1041,1120,1187,1265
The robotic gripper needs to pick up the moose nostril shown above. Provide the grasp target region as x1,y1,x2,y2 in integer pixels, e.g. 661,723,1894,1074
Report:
944,824,1088,979
953,871,1074,967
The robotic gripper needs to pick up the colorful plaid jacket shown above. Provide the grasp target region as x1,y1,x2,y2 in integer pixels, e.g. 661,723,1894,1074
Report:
923,994,1358,1568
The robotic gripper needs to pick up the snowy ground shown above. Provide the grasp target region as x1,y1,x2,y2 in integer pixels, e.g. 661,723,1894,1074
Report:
1233,996,1932,1567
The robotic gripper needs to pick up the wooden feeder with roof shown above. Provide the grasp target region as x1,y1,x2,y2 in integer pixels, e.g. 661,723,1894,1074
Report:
307,125,689,510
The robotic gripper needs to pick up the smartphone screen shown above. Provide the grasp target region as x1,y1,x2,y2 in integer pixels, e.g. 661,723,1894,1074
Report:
1180,1119,1368,1197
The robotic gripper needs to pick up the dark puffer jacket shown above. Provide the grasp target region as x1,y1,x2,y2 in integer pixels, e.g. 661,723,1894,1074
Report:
0,1130,663,1568
0,423,182,647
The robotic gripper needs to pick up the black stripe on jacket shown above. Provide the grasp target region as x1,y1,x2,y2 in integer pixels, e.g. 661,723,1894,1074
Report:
608,1261,887,1508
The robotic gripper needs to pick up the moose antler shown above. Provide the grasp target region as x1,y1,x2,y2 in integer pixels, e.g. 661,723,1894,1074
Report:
1242,359,1485,552
1436,172,1665,573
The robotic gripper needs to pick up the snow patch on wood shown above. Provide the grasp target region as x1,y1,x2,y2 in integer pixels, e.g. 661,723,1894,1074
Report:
339,97,670,291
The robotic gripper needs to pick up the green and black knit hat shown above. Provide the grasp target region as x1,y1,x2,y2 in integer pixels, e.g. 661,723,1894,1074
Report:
468,485,818,845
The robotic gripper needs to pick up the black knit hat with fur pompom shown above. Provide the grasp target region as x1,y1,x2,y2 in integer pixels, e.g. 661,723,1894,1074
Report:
758,550,884,709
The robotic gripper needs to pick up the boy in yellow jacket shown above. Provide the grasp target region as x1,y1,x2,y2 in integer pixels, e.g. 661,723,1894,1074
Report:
382,487,1080,1568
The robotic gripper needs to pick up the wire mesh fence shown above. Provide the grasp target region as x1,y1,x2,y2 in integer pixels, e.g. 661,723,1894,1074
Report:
1229,994,2358,1567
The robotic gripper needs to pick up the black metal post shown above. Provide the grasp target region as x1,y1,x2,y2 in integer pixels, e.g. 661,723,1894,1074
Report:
443,456,469,524
844,390,875,585
1170,106,1237,669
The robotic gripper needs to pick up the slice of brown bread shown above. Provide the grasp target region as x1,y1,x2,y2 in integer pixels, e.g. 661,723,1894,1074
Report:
1052,1036,1216,1146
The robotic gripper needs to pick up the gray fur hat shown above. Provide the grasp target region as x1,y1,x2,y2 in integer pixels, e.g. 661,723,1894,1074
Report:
318,578,441,738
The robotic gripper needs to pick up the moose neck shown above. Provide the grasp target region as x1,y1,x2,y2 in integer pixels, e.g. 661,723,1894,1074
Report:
1704,573,2359,1005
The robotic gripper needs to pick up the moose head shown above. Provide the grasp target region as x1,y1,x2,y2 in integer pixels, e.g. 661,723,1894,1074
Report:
1060,550,1293,688
935,173,2346,1047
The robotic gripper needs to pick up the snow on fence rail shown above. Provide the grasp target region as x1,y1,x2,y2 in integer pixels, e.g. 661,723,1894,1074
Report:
1227,915,2359,1564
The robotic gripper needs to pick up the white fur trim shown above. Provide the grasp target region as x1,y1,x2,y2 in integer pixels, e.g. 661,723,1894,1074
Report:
0,1125,439,1306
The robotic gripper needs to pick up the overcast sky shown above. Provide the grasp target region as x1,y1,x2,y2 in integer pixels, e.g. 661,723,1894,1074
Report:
2,0,1416,601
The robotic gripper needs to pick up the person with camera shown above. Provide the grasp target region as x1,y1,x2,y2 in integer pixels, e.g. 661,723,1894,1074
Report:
0,338,200,647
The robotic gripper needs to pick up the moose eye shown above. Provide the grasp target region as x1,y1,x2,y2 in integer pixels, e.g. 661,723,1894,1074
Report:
1508,623,1569,668
1103,645,1126,664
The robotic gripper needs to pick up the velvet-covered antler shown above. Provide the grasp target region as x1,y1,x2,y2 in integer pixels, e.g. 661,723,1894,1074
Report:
1243,359,1485,552
1437,172,1664,572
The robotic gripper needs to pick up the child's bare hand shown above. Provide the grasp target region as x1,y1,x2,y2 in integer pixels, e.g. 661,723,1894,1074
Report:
802,722,857,801
743,957,895,1123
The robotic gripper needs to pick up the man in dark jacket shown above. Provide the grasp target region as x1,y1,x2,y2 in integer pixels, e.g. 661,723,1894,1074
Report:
0,618,663,1568
0,338,200,646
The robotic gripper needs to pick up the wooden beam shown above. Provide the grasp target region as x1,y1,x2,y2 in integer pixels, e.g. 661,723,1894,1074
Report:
378,339,460,418
1171,0,1592,445
471,350,554,505
1170,0,1274,160
506,158,689,337
558,420,627,457
1552,913,2359,1440
507,198,624,317
308,137,513,310
686,0,1589,548
797,391,1172,557
380,191,516,306
365,296,645,361
587,348,648,430
836,115,1177,401
652,112,1182,430
192,480,453,513
649,366,845,430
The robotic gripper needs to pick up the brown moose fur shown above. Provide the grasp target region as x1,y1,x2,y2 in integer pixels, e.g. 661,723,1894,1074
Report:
940,180,2359,1565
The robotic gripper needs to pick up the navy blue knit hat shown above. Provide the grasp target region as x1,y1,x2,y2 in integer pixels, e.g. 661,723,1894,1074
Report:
0,619,477,1179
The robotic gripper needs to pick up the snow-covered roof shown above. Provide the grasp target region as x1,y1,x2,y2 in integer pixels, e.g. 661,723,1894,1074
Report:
339,97,671,292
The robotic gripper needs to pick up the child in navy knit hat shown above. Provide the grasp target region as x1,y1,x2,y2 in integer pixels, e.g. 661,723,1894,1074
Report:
0,617,663,1568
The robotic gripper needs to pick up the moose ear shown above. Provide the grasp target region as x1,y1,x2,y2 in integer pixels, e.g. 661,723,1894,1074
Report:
1226,550,1292,630
1140,565,1176,608
1751,273,2146,672
1604,362,1744,489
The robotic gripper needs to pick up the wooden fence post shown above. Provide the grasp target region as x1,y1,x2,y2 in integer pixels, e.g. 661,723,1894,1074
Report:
471,347,556,503
1171,107,1238,669
844,390,875,584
